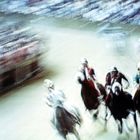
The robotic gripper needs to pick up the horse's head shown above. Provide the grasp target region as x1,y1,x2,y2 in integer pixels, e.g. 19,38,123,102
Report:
112,82,122,96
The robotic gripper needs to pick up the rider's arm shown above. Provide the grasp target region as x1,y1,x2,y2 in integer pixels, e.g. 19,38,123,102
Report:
75,71,84,84
58,90,66,100
87,67,97,81
85,67,90,80
105,72,111,88
45,95,53,107
46,100,52,107
90,68,97,81
121,73,130,88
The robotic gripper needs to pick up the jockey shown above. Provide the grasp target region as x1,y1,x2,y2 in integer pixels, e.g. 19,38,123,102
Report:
80,57,97,81
134,62,140,86
44,79,81,125
105,67,130,92
78,58,102,99
44,79,65,108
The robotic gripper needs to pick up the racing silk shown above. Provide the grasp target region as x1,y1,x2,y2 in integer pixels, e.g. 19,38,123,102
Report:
134,73,140,85
84,67,96,89
87,67,95,76
85,66,96,81
105,72,129,88
46,89,66,108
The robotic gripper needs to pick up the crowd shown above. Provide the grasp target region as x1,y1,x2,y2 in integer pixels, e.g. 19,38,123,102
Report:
0,0,140,25
0,19,43,91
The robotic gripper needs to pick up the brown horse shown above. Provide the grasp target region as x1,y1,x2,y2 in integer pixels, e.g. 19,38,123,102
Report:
77,70,107,119
54,104,82,140
133,85,140,115
105,82,139,139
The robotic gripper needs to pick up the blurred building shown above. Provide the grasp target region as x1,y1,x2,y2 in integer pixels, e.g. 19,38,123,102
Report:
0,21,43,92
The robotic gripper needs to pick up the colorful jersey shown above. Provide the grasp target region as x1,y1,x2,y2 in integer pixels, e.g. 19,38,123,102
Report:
134,74,140,84
87,67,95,76
46,89,65,108
105,72,129,87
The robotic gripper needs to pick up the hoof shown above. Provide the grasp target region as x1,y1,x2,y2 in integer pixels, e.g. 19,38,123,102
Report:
93,113,98,120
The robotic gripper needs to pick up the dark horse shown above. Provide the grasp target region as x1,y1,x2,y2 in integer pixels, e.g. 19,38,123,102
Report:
105,82,139,139
133,85,140,115
54,104,82,140
77,70,107,118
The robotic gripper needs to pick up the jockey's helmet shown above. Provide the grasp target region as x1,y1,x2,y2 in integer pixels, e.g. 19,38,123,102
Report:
44,79,54,89
81,58,88,65
112,67,118,72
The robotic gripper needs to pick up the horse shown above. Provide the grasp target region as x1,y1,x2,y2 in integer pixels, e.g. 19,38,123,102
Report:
52,102,82,140
105,82,139,139
133,85,140,115
77,69,107,119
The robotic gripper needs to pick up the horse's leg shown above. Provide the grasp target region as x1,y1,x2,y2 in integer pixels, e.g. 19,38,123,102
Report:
124,114,134,132
133,112,140,140
104,106,108,130
93,101,103,120
124,119,133,132
93,109,99,120
73,128,80,140
117,119,123,134
120,119,123,134
60,130,67,140
123,118,133,139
